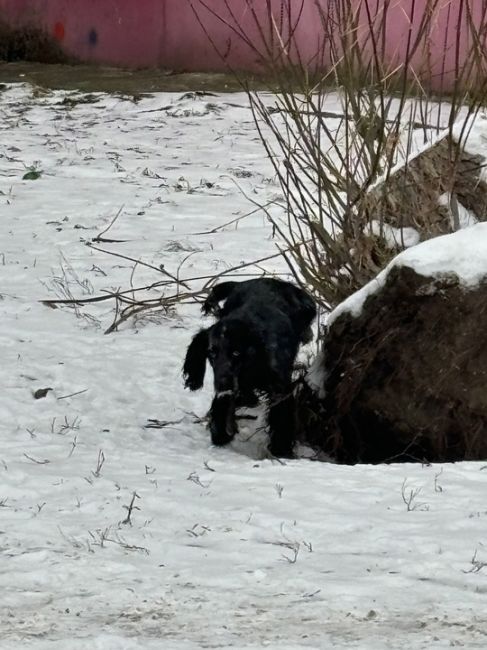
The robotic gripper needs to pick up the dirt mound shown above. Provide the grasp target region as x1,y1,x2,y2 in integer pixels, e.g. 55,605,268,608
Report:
364,136,487,234
0,23,69,64
299,263,487,463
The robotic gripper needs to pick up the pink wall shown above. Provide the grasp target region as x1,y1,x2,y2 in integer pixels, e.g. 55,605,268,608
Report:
0,0,485,90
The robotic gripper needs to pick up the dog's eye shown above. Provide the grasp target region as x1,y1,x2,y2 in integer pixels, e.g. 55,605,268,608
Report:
232,351,240,358
208,348,217,360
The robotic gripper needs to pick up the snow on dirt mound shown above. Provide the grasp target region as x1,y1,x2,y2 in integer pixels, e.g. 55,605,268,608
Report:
330,222,487,324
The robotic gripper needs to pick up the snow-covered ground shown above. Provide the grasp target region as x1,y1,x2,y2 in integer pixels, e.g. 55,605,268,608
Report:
2,84,487,649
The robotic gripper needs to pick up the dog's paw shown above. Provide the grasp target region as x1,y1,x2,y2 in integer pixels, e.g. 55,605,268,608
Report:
184,375,203,391
211,432,234,446
210,421,236,446
268,441,295,459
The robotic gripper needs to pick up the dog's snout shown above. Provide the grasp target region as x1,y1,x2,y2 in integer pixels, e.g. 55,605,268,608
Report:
213,362,234,391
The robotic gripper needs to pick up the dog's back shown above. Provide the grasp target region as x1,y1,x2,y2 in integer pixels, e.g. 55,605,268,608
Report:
204,278,316,342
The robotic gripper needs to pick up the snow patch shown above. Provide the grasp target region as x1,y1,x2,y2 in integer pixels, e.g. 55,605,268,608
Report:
438,192,478,229
369,220,420,249
329,222,487,324
306,351,327,398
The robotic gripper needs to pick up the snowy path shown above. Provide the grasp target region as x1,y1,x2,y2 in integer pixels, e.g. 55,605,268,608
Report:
1,85,487,649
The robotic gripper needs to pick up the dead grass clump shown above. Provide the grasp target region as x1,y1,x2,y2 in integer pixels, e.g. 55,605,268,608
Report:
363,136,487,238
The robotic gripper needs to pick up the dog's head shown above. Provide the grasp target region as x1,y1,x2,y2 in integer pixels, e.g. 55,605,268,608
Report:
183,318,262,393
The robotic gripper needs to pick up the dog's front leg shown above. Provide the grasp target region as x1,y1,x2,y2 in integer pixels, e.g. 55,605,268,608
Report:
209,392,238,446
267,388,297,458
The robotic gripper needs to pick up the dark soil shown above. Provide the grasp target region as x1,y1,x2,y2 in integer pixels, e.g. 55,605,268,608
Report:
0,61,262,94
299,265,487,464
0,22,253,93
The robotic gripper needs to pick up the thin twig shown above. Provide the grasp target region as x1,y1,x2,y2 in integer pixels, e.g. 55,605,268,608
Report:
92,205,127,243
87,243,190,289
57,389,89,401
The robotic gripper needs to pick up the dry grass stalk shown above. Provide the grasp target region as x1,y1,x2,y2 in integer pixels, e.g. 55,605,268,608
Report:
41,246,288,333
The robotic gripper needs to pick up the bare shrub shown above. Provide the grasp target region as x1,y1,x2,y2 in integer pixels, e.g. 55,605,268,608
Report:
190,0,487,311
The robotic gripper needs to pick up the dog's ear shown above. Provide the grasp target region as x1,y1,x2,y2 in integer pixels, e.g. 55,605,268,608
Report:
202,281,237,316
183,328,210,390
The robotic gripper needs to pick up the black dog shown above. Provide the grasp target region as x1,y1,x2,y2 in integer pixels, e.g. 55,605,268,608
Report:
183,278,316,457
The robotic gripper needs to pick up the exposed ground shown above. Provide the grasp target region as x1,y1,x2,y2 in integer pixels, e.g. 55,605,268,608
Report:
0,61,255,93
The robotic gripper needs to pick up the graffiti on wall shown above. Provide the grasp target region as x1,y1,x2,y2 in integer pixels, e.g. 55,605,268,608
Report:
53,21,98,47
53,21,64,41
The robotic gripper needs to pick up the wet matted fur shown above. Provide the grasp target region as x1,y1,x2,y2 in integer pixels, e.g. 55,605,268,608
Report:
183,278,316,457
